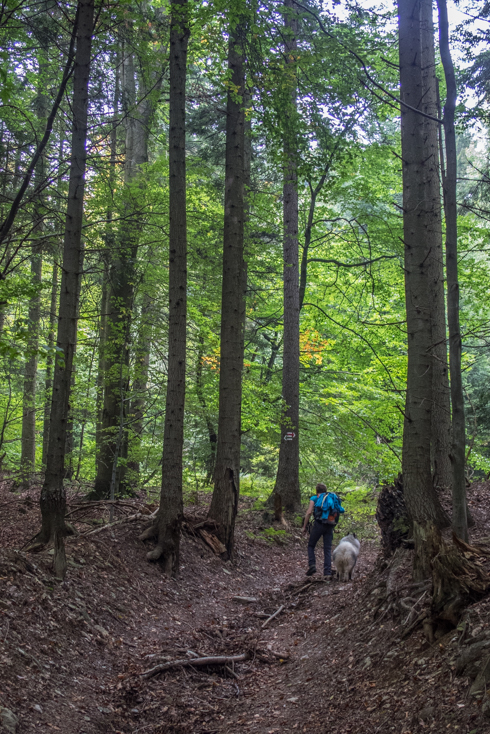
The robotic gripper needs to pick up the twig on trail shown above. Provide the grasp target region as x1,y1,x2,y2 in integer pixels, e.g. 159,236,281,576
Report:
261,604,285,629
402,590,428,626
257,648,290,660
225,664,240,679
233,596,258,604
291,578,325,595
141,653,249,679
65,500,148,518
82,510,156,537
400,611,428,640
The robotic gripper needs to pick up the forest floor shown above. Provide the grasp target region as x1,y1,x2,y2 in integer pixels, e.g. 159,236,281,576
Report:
2,479,490,734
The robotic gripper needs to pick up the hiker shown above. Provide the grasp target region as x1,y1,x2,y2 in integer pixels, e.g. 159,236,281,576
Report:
302,482,345,578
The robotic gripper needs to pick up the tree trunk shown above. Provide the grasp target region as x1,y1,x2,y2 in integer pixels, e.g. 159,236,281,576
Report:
96,63,118,473
419,0,452,498
208,19,247,558
127,291,152,477
94,47,159,498
20,247,42,484
398,0,447,580
436,0,468,541
31,0,95,579
42,263,58,467
196,330,217,484
20,68,48,485
272,0,301,515
144,0,189,574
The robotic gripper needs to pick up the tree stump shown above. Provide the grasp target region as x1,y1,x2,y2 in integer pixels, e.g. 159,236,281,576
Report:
376,474,410,558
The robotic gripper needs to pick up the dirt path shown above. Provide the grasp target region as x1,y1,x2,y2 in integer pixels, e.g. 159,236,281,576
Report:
1,484,489,734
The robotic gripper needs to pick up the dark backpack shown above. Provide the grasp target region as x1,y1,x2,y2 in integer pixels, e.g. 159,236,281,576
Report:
313,492,341,525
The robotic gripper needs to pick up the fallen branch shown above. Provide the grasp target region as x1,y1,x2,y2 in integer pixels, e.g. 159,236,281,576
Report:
259,648,290,659
261,605,284,629
233,596,258,604
141,653,249,679
82,511,156,537
66,500,151,518
224,665,240,679
400,611,427,640
199,529,226,555
292,578,325,595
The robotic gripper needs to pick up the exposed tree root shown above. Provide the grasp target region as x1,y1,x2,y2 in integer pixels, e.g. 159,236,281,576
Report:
141,652,250,679
431,534,490,628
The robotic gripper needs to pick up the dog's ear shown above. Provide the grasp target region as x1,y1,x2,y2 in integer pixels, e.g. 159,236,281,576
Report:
353,532,357,538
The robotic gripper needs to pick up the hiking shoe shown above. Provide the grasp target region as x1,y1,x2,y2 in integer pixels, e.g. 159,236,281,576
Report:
324,574,332,582
306,565,316,576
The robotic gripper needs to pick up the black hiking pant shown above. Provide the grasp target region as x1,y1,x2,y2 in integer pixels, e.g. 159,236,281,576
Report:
308,521,334,575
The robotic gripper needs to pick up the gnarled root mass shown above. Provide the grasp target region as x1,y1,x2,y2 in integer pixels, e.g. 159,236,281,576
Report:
24,521,76,580
376,475,410,558
431,534,490,629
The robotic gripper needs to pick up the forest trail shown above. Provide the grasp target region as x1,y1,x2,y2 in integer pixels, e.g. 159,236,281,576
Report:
1,481,490,734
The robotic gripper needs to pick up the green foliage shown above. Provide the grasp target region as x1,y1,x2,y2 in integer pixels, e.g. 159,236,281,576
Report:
0,0,488,516
337,484,378,539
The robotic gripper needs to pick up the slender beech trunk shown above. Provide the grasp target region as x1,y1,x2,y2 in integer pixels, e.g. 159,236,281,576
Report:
196,330,217,484
42,263,58,466
20,70,48,484
437,0,468,541
272,0,300,515
96,274,109,463
419,0,452,497
31,0,94,579
20,247,42,483
127,292,152,476
398,0,447,580
94,49,159,498
208,20,247,558
143,0,189,574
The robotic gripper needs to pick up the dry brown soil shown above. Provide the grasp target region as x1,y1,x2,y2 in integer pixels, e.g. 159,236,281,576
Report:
1,479,490,734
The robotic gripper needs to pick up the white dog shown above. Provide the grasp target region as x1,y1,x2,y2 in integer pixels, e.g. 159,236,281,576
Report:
332,533,360,581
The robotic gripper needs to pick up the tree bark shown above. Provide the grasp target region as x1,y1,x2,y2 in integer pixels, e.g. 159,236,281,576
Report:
419,0,452,497
42,262,58,467
95,63,118,472
208,19,247,558
145,0,189,574
94,47,159,498
436,0,468,541
31,0,95,579
398,0,447,580
127,291,152,477
272,0,301,515
196,330,217,484
20,247,42,484
20,68,48,485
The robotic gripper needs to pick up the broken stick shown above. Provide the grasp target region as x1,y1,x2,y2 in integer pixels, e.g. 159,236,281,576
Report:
141,653,249,679
261,604,284,629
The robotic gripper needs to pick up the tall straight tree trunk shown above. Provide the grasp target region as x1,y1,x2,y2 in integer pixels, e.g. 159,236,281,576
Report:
437,0,468,541
272,0,300,515
30,0,95,579
398,0,447,580
207,19,247,559
127,291,152,476
143,0,189,574
196,329,217,483
419,0,452,497
94,48,159,498
20,69,48,485
20,247,42,484
96,64,118,470
42,262,58,467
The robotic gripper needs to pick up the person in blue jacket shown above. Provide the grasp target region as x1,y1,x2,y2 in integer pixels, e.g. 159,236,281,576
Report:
302,482,344,578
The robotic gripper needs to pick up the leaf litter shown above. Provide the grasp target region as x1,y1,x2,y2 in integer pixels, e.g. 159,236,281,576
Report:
1,478,490,733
